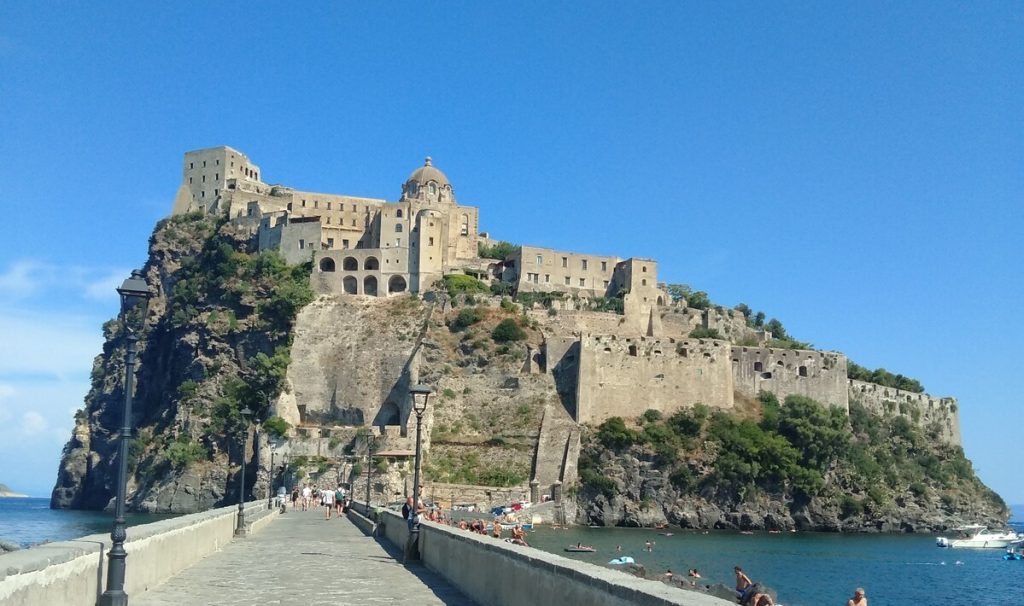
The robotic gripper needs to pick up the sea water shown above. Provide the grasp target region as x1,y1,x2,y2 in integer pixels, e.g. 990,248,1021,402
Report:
527,509,1024,606
0,497,176,548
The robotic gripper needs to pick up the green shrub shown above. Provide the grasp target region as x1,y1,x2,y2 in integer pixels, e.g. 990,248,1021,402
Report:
839,495,864,518
499,298,517,312
263,416,291,439
450,307,484,331
491,318,526,342
689,326,723,339
478,241,518,260
167,438,207,468
596,417,642,449
641,409,663,423
443,274,490,296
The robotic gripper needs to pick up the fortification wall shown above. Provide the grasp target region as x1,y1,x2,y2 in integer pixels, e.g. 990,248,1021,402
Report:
731,346,848,411
576,336,734,424
848,379,961,445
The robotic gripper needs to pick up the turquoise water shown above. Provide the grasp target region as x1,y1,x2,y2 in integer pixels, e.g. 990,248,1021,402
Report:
0,497,176,548
527,518,1024,606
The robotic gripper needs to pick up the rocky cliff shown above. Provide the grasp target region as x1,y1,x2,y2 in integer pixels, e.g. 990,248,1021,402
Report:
575,395,1007,531
51,213,312,512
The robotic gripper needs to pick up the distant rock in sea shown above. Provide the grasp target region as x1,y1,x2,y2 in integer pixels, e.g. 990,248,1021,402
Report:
0,484,29,498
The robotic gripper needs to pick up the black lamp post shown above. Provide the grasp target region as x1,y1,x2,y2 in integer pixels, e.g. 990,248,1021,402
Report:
267,441,277,509
98,269,151,606
365,430,374,507
235,405,252,536
407,384,432,560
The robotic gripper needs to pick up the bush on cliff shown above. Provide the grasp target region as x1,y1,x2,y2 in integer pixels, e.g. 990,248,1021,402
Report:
442,274,490,296
491,318,526,343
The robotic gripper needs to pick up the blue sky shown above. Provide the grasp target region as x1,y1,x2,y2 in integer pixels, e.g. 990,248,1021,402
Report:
1,3,1021,503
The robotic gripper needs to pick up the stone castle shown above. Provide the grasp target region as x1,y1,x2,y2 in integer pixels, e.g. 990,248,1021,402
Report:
169,146,961,497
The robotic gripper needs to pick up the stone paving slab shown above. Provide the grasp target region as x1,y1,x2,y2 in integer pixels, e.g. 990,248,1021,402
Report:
134,509,475,605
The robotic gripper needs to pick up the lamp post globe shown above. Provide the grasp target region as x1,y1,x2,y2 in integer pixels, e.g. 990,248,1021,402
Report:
99,270,151,606
235,406,252,536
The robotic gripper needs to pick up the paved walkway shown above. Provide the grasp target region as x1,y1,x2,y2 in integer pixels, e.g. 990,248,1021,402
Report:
134,509,475,605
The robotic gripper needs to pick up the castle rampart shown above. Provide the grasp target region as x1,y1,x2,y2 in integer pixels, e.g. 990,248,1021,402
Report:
848,379,960,445
575,335,734,424
732,346,849,412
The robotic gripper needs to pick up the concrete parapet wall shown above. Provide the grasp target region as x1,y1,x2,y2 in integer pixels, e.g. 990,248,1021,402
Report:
0,500,272,606
371,508,730,606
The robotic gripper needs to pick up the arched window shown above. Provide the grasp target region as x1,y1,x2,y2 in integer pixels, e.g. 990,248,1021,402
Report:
388,275,407,294
342,276,358,294
343,257,358,271
429,183,437,194
319,257,336,272
363,275,378,296
396,209,403,218
364,257,380,271
460,214,469,236
799,365,808,377
395,223,403,233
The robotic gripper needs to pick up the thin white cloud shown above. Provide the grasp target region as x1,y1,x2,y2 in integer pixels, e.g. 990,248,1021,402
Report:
20,411,47,435
0,260,50,299
0,307,104,378
84,268,132,301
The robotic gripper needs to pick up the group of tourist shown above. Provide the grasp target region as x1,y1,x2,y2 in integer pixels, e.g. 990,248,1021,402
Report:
287,484,349,517
400,495,530,547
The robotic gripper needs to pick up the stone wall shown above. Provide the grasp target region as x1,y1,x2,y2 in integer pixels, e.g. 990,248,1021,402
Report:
848,379,961,445
0,501,274,606
732,347,849,411
372,508,731,606
576,336,735,424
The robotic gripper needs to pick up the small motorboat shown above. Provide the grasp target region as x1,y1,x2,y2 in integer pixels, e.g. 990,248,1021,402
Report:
937,526,1023,548
565,545,596,553
1004,544,1024,560
608,556,636,565
660,532,674,537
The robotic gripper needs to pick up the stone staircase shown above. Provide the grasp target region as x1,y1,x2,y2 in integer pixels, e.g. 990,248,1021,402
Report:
531,401,580,497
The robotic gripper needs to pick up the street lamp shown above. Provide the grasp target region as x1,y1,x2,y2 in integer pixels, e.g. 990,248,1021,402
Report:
406,384,432,561
235,405,252,536
365,430,374,507
99,269,151,606
267,440,278,509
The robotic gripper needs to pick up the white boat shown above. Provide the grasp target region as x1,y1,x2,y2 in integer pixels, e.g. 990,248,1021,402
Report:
937,525,1023,548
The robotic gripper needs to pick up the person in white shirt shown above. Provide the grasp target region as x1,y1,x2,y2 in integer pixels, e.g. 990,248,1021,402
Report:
323,487,335,519
301,485,312,511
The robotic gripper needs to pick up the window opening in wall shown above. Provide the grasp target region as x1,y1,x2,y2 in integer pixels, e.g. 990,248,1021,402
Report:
201,190,205,198
190,162,194,169
352,219,356,226
564,276,570,285
203,161,206,167
428,237,434,246
536,255,543,266
287,203,293,211
216,159,219,165
214,189,218,196
299,239,305,249
582,259,588,270
202,175,206,182
761,372,773,379
326,217,331,224
397,209,403,218
215,173,219,180
641,279,647,286
189,177,193,184
601,261,607,271
396,238,401,247
327,238,334,247
562,257,567,268
544,274,550,283
642,266,647,272
429,183,436,194
352,204,357,211
395,223,403,233
343,240,349,249
314,201,318,208
603,280,609,287
327,202,332,210
302,200,306,207
754,361,763,372
799,366,808,377
628,345,638,356
579,278,585,286
460,214,469,235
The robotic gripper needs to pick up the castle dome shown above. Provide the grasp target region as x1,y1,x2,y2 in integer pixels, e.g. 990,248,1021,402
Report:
402,156,455,204
405,156,450,187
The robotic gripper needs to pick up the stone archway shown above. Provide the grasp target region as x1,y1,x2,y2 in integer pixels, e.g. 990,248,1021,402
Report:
319,257,336,272
343,257,358,271
388,275,407,294
363,276,378,296
343,276,358,294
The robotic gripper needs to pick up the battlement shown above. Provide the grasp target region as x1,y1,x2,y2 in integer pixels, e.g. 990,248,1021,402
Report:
848,379,960,444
